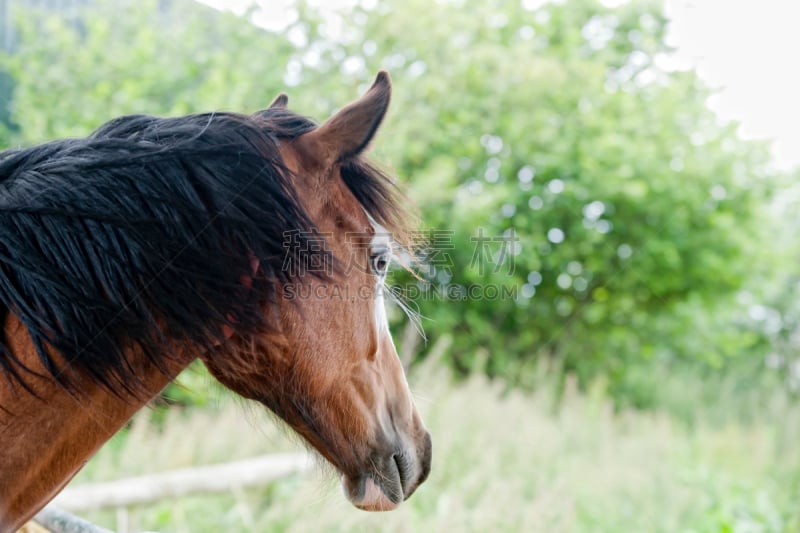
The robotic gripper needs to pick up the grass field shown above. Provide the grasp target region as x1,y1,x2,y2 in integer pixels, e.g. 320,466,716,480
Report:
70,360,800,533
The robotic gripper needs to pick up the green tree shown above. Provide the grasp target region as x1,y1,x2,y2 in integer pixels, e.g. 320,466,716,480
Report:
283,0,780,398
1,0,296,142
1,0,789,403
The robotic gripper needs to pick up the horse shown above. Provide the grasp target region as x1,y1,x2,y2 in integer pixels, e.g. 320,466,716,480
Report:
0,71,431,531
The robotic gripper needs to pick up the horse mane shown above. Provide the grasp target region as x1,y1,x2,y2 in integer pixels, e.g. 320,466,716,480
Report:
0,107,407,396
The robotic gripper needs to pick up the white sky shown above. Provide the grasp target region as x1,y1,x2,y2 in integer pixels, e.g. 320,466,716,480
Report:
200,0,800,171
665,0,800,171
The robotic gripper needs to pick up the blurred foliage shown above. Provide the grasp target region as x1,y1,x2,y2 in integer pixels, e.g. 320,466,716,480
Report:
74,362,800,532
1,0,797,405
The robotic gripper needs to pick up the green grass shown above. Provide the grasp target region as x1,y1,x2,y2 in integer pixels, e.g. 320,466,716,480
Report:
70,361,800,532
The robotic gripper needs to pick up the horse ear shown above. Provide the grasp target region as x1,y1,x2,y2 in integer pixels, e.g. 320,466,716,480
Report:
269,93,289,109
307,71,391,163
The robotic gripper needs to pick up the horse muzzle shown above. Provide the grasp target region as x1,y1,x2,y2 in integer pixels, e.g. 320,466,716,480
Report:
341,429,432,511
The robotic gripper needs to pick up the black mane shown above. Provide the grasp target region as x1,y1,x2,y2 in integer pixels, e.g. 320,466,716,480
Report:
0,108,403,395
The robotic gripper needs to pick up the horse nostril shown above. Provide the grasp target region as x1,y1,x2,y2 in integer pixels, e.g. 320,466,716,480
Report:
418,430,432,485
393,451,414,498
393,454,405,488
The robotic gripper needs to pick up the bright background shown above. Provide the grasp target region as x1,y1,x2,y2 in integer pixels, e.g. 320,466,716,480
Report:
198,0,800,170
664,0,800,171
4,0,800,531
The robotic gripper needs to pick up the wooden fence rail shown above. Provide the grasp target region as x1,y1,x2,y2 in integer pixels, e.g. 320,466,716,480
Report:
33,506,114,533
38,452,312,519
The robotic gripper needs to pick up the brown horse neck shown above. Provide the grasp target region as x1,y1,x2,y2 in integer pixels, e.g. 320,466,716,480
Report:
0,313,193,532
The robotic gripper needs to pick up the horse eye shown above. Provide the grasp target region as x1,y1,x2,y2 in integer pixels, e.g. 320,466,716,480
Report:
371,251,390,275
